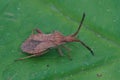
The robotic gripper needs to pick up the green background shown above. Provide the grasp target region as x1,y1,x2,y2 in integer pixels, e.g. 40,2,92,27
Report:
0,0,120,80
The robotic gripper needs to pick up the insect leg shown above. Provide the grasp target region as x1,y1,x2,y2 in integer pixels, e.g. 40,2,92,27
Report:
62,45,72,60
49,40,71,58
31,28,42,35
15,54,37,61
36,28,42,33
57,47,64,56
62,45,71,51
15,50,49,61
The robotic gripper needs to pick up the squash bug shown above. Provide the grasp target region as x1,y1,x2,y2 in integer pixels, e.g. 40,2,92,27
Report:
16,13,94,61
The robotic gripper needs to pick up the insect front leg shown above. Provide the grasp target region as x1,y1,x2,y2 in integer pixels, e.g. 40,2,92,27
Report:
35,28,42,33
57,45,72,60
57,47,64,56
49,40,64,56
62,45,72,60
32,28,42,35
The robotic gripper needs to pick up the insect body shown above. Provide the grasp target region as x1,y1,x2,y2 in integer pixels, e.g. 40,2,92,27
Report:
21,31,65,54
17,13,94,61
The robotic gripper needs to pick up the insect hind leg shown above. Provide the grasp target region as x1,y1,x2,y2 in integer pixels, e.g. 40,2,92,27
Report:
15,54,37,61
15,50,49,61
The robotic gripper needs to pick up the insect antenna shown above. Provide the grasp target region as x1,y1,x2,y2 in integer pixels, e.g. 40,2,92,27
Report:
74,39,94,56
72,13,85,37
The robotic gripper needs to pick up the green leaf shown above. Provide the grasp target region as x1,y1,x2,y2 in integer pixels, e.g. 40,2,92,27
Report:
0,0,120,80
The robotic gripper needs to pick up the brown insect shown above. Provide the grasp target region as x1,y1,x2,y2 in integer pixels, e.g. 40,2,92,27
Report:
16,13,94,61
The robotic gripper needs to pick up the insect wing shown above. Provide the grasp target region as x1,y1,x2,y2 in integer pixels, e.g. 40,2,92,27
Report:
21,39,55,54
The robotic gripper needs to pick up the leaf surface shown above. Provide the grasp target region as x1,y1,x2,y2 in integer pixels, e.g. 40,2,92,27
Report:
0,0,120,80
